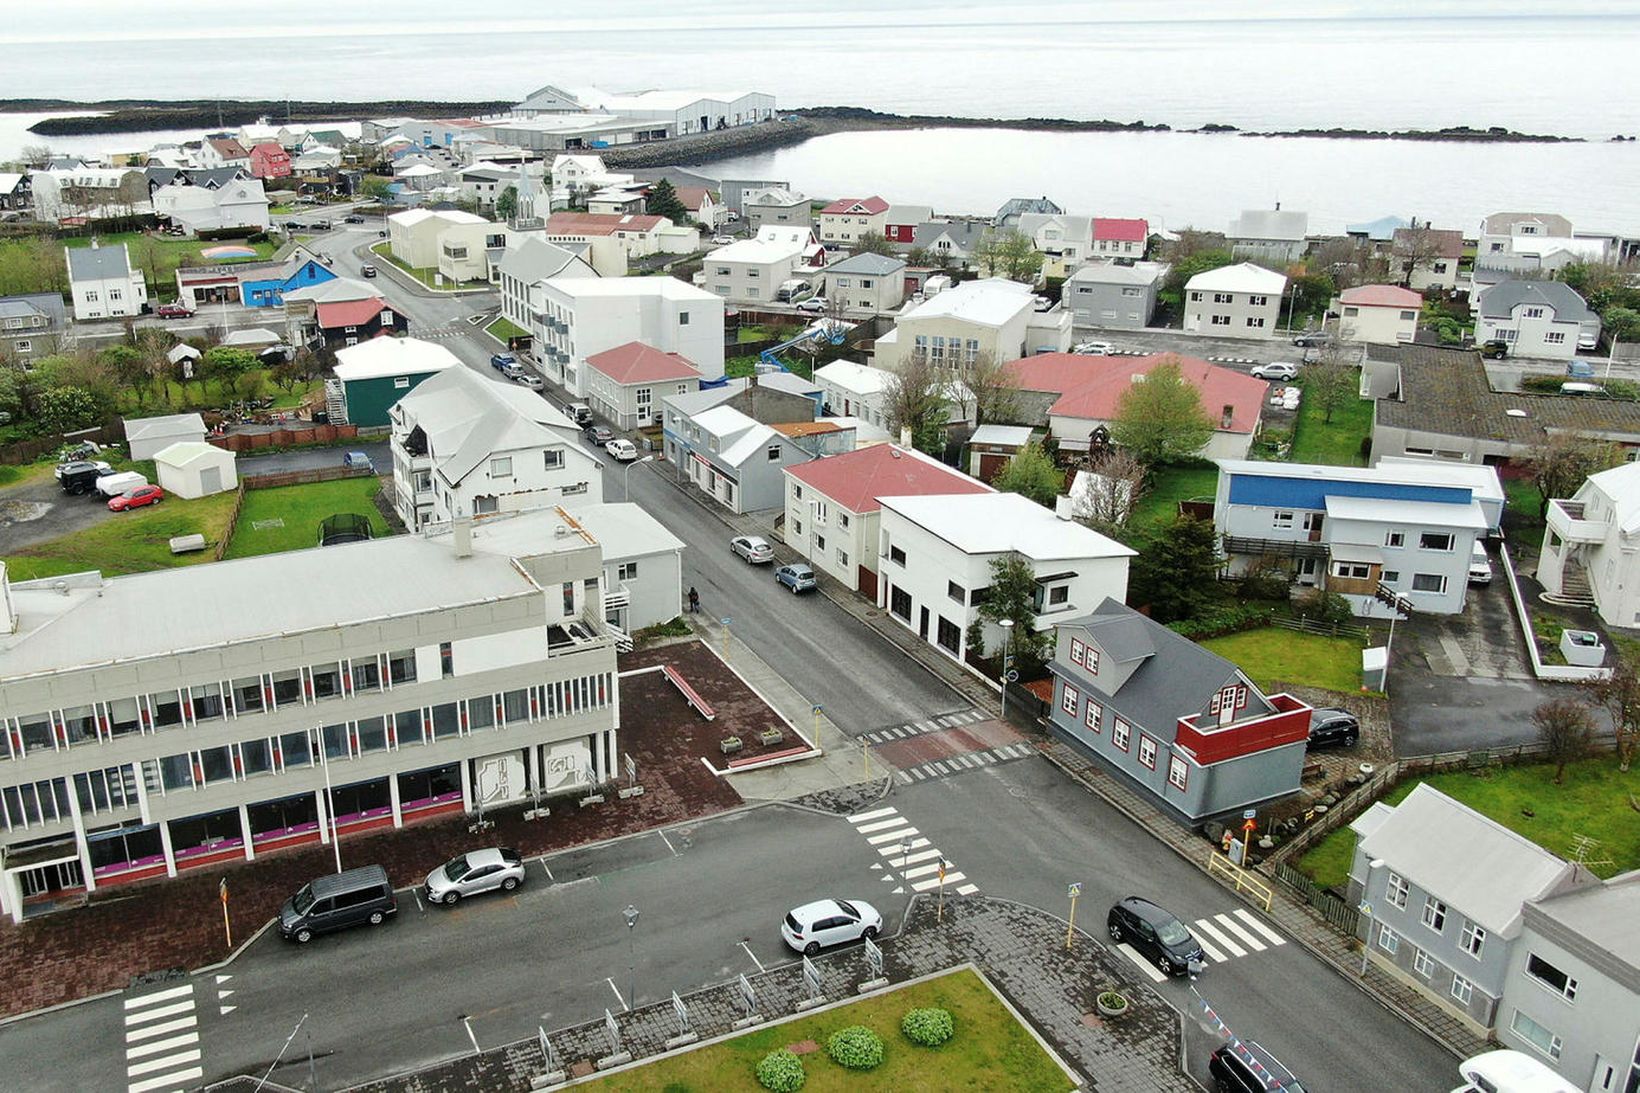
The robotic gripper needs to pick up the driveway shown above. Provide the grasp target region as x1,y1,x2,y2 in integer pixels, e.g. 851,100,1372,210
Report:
0,466,113,554
236,440,391,476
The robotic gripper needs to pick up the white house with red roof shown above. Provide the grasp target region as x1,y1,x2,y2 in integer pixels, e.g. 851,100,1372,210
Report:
673,186,724,229
818,196,890,246
543,211,699,268
783,444,992,596
1008,352,1266,459
1091,218,1149,258
584,341,701,430
1336,284,1422,345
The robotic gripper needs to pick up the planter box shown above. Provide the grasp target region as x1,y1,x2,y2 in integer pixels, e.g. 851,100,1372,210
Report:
720,736,743,756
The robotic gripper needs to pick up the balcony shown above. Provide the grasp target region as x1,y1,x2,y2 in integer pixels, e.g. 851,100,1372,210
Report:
1221,535,1329,560
1546,499,1607,544
602,584,630,611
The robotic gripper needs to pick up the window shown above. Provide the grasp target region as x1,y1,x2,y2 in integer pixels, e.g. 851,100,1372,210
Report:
1249,294,1269,306
1210,314,1230,326
1084,701,1102,732
838,512,849,529
617,561,638,581
279,729,313,768
1382,570,1400,584
1411,573,1447,594
1332,562,1371,579
889,586,911,621
1137,735,1157,769
1377,923,1399,954
1061,684,1080,715
1459,920,1486,958
1111,719,1131,751
948,580,965,604
490,456,512,477
350,659,381,694
1167,755,1188,790
1246,317,1265,328
387,649,417,685
1386,872,1409,908
1213,292,1233,304
1544,331,1566,345
544,449,564,470
1526,954,1578,1000
791,517,802,536
1413,948,1435,978
1523,306,1544,319
1510,1010,1562,1060
766,444,782,461
889,545,906,566
1450,975,1473,1006
1048,585,1068,605
936,616,961,654
1272,511,1295,529
439,641,454,678
1384,530,1404,548
1070,638,1085,666
1418,532,1454,551
1422,896,1447,932
310,662,343,700
792,483,804,500
837,548,849,568
815,534,825,551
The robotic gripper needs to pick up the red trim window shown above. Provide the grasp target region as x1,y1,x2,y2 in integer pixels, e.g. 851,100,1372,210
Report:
1060,683,1080,716
1069,638,1085,667
1138,734,1157,770
1112,719,1131,752
1084,701,1102,733
1236,685,1248,709
1168,755,1189,791
1085,646,1100,673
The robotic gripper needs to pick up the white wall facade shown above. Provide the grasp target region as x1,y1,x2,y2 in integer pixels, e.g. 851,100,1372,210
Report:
1475,302,1588,360
535,279,725,395
783,475,873,593
1182,287,1282,335
1340,302,1419,345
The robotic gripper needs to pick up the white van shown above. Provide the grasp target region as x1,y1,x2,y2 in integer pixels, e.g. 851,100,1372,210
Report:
1452,1049,1578,1093
95,471,148,499
1468,540,1493,585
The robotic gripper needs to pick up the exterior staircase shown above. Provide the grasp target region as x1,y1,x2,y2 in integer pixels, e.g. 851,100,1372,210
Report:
1541,560,1596,608
323,378,348,424
606,621,634,654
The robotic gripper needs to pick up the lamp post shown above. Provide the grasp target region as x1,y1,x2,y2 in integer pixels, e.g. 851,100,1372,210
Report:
620,454,653,502
998,619,1015,723
623,904,640,1010
1359,858,1386,977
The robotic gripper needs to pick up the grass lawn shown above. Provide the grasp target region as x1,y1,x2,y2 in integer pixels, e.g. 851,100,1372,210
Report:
1504,477,1547,555
1289,385,1373,466
1297,824,1359,891
4,491,239,580
64,231,276,300
580,968,1069,1093
1202,626,1369,693
0,462,55,488
1128,465,1218,535
221,477,392,560
119,374,321,415
369,241,485,290
1300,758,1640,885
485,315,528,343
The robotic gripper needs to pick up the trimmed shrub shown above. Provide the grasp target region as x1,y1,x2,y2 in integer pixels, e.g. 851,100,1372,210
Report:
901,1007,955,1047
826,1025,885,1070
755,1048,806,1092
1167,604,1275,640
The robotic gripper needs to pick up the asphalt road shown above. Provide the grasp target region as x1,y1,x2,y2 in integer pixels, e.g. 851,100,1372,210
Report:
0,466,114,554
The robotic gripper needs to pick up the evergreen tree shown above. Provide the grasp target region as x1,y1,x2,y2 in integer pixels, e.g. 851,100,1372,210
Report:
645,179,689,223
1130,517,1221,623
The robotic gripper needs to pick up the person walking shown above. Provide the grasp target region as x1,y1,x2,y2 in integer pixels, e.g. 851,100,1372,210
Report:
688,586,700,614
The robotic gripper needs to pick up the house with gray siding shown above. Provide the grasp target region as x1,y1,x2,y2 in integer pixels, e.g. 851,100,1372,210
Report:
1047,598,1311,823
1062,261,1165,329
0,293,69,364
671,404,826,513
1228,207,1309,264
1346,785,1594,1037
1473,279,1600,360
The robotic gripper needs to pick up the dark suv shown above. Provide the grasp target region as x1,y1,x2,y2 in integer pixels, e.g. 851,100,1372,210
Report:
1208,1040,1308,1093
1107,896,1205,977
1480,339,1509,359
1291,331,1334,348
1306,707,1360,749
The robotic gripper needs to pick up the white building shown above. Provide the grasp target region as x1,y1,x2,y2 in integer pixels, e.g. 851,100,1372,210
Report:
153,441,237,499
514,86,776,135
812,359,972,433
497,237,599,334
584,342,701,430
876,492,1134,662
436,220,515,285
1336,284,1422,345
1228,208,1309,264
152,178,271,235
389,365,602,532
532,276,723,396
1477,211,1575,260
543,212,698,269
874,277,1072,371
743,187,811,231
701,232,809,304
560,502,686,633
124,413,208,461
818,196,889,246
1473,280,1600,360
820,252,907,315
1181,262,1287,336
1015,213,1095,277
1538,462,1640,628
65,242,147,321
387,208,492,270
29,166,147,221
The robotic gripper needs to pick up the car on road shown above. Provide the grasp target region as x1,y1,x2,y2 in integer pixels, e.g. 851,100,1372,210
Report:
794,296,827,313
605,438,638,461
583,424,615,446
731,535,775,564
108,484,165,512
361,264,377,278
286,221,306,231
512,373,544,391
781,898,882,956
1291,331,1334,348
310,219,332,231
1106,896,1205,977
424,847,526,905
1306,707,1360,749
774,563,817,593
57,460,114,496
1209,1041,1309,1093
1249,361,1300,381
711,234,735,245
490,352,516,371
1480,339,1509,359
280,864,397,943
344,214,366,224
1073,340,1117,355
155,303,194,319
499,361,526,379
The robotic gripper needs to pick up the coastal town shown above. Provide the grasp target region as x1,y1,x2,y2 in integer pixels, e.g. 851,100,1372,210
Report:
0,78,1636,1093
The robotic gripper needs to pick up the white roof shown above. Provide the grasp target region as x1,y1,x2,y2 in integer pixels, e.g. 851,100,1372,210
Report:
814,360,891,397
124,413,206,442
334,337,462,381
1372,457,1506,508
879,492,1135,561
395,163,447,179
1358,784,1579,937
969,424,1034,447
744,186,806,207
705,236,804,264
1229,208,1309,241
1185,262,1288,294
559,501,684,562
897,277,1035,328
571,87,759,112
1583,461,1640,535
1066,260,1168,287
543,276,718,303
154,441,234,468
692,403,759,440
221,327,281,347
395,366,580,486
1324,496,1488,529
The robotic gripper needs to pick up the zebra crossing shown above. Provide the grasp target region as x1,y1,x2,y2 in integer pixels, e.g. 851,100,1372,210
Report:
846,805,979,897
1115,907,1288,984
860,707,986,745
894,742,1035,784
122,983,204,1093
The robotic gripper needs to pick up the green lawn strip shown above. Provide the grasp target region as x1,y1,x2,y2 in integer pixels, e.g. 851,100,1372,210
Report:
1288,386,1372,466
0,462,55,488
1128,465,1219,534
4,492,238,579
579,968,1068,1093
118,373,321,416
485,315,528,343
62,232,277,300
1200,627,1368,693
221,477,392,560
1296,825,1359,891
1503,477,1547,555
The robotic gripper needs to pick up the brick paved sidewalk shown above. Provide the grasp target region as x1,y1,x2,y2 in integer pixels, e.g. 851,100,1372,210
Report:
337,895,1191,1092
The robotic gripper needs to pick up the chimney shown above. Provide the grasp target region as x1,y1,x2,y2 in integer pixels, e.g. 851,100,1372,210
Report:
452,516,473,558
1054,495,1074,521
899,425,912,448
1221,404,1235,429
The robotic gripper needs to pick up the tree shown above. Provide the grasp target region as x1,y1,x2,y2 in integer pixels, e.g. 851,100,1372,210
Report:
1160,229,1229,264
1130,516,1221,623
851,230,893,256
19,143,53,169
645,179,688,224
1160,249,1234,300
1074,449,1147,537
1585,649,1640,772
1305,348,1358,424
35,385,100,435
1111,357,1214,466
271,352,315,395
991,442,1063,508
905,245,933,268
202,345,258,399
973,229,1043,283
360,175,394,204
972,552,1050,674
100,344,151,407
1392,225,1449,287
1603,306,1640,343
495,184,518,220
1522,434,1625,519
963,350,1020,425
1287,269,1336,327
1532,697,1596,785
883,352,947,456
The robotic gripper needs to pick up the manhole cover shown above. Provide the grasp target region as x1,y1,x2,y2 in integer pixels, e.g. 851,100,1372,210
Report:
1009,787,1028,799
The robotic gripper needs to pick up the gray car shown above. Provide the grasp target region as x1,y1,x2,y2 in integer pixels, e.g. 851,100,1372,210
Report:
425,847,526,905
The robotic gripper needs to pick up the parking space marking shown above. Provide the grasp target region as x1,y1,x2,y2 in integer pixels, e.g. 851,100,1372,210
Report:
540,860,554,881
606,978,627,1011
462,1016,482,1055
1215,913,1267,952
658,829,679,856
1115,943,1169,983
1234,909,1287,946
1192,917,1246,959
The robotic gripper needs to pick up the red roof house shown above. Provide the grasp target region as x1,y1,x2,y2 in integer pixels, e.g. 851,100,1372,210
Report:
820,196,890,216
1092,217,1149,256
249,142,292,180
584,341,701,429
313,297,400,346
544,212,666,238
1339,284,1422,309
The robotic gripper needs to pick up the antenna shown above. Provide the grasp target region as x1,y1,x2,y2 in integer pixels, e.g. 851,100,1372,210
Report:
1568,835,1613,871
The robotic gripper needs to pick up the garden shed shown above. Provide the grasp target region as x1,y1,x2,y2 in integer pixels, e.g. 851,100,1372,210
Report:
154,440,238,499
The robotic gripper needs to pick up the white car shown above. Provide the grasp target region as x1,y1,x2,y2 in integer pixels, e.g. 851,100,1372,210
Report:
512,373,544,391
425,847,526,905
794,296,827,313
1073,340,1117,355
781,898,882,956
711,234,735,245
605,438,638,461
1250,361,1301,381
731,535,774,564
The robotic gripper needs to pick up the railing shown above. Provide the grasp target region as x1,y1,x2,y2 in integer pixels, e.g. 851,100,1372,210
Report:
1221,535,1330,560
1206,852,1274,912
1272,861,1361,934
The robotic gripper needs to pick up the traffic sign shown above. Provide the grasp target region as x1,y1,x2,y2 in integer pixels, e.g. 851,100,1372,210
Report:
1067,882,1082,899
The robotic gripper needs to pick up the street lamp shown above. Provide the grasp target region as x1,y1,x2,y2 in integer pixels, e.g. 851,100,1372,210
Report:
1359,858,1386,977
623,904,640,1010
620,454,653,501
998,619,1015,722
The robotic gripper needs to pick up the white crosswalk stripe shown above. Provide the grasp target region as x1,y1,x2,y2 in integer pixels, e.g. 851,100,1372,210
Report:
845,806,976,898
848,807,899,824
1234,908,1287,946
855,817,910,834
1185,907,1287,964
1191,931,1228,963
1192,917,1246,958
1215,913,1267,952
121,983,205,1093
1115,943,1169,983
912,871,964,892
866,826,918,844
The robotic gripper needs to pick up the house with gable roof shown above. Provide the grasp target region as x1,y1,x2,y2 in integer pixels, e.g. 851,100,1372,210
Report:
676,404,825,513
1474,279,1600,360
818,196,890,247
1336,284,1422,345
1063,261,1166,328
1228,207,1309,264
1182,262,1287,335
1537,461,1640,626
875,277,1072,371
497,236,599,335
1016,213,1095,277
0,293,68,363
1048,598,1313,822
583,341,701,430
1091,217,1149,258
65,241,147,321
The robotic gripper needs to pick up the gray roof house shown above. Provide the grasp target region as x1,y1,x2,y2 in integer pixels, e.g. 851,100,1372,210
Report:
0,292,68,363
1347,784,1594,1036
909,220,988,263
1046,598,1313,823
1062,261,1166,329
496,236,597,332
995,196,1063,227
1228,208,1310,264
123,413,207,461
821,251,907,314
1474,279,1600,360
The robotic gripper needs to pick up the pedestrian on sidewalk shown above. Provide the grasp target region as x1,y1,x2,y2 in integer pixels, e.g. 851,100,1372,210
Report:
688,586,700,614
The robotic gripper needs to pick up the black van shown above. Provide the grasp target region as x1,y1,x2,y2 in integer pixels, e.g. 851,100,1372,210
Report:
278,864,397,944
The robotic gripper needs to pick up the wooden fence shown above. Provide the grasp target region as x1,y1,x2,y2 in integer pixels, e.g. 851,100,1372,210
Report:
241,465,374,490
212,483,249,561
1272,861,1361,934
1271,616,1370,641
209,425,359,452
0,421,122,465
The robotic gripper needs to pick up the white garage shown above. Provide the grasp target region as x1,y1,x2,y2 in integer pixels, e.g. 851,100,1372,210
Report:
154,441,238,499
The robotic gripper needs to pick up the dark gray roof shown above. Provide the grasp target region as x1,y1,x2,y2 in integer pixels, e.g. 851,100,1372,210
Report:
1523,870,1640,993
1477,279,1596,322
65,243,132,282
0,293,66,329
824,252,906,276
632,167,720,191
995,196,1062,224
910,220,987,250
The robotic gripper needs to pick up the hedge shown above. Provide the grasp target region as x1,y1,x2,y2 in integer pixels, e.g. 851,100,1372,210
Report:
826,1025,885,1070
901,1007,955,1047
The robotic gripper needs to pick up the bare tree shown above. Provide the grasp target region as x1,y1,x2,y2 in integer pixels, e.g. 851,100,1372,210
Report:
938,349,1018,427
1160,228,1229,264
884,350,946,454
1075,449,1147,534
1522,434,1626,519
1392,225,1448,288
19,143,53,169
1533,697,1596,784
1305,343,1359,424
1586,649,1640,772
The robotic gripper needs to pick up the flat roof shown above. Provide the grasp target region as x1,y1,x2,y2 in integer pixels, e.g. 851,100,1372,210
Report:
334,337,462,381
879,492,1135,561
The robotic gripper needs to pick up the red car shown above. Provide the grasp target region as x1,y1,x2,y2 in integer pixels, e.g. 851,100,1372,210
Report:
155,303,194,319
108,485,164,512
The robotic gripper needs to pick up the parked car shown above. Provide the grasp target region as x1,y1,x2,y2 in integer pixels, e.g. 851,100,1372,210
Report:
513,373,545,391
583,424,615,446
490,352,516,371
780,898,882,956
1106,896,1205,977
310,219,332,230
108,484,165,512
155,303,194,319
361,264,377,278
1566,358,1597,379
567,403,594,425
775,563,817,593
343,450,375,473
500,361,525,379
95,471,148,499
286,221,307,231
1306,708,1360,749
711,234,735,245
424,848,525,905
279,864,397,943
1073,340,1117,355
1291,331,1334,348
1209,1041,1309,1093
731,535,775,564
344,214,366,224
605,438,638,461
1480,339,1509,360
794,296,827,313
1468,540,1494,585
1250,361,1300,381
57,461,114,496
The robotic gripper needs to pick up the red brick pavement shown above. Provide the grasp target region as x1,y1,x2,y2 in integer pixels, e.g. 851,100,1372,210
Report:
872,719,1024,769
0,640,770,1020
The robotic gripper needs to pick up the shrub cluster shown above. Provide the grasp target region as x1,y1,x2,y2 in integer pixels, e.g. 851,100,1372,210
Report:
755,1048,806,1092
1167,604,1274,639
900,1007,955,1047
826,1025,885,1070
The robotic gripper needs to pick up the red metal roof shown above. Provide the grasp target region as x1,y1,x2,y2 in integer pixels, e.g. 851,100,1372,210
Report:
316,297,387,328
820,196,889,216
584,341,699,385
674,187,714,210
1340,284,1423,309
785,444,991,514
545,212,665,237
1092,217,1148,242
1007,353,1267,435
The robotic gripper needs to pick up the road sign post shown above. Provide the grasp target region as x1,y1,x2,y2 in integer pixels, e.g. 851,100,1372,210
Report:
736,973,757,1020
671,990,691,1036
1241,815,1257,867
719,617,732,662
801,955,823,1004
220,877,232,950
1066,882,1082,951
937,858,948,922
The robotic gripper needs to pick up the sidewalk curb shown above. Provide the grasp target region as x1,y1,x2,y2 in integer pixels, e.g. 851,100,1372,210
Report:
0,985,125,1028
194,914,279,976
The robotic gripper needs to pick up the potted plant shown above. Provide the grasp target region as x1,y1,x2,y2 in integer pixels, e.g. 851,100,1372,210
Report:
1095,990,1129,1018
720,735,743,755
759,727,786,747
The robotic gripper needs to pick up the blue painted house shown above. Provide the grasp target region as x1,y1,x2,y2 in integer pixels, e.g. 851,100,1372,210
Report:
240,256,337,308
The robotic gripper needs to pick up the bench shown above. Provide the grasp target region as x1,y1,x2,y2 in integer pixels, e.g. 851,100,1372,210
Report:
1301,760,1325,781
662,664,716,721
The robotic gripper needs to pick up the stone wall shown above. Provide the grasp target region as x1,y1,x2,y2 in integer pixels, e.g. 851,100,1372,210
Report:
601,119,820,170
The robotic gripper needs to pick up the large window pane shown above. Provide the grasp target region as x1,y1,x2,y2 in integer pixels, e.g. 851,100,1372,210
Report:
278,730,312,768
107,697,142,737
61,705,98,745
231,676,264,715
395,709,425,746
311,662,343,700
321,723,350,760
503,689,529,723
356,716,387,754
199,745,234,785
351,658,382,693
159,753,194,791
240,738,273,778
467,697,495,732
149,691,184,730
19,712,54,751
431,702,459,739
270,669,302,706
388,649,417,685
190,683,225,722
